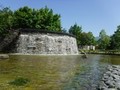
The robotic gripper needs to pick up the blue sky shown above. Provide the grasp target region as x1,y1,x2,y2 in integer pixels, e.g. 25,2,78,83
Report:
0,0,120,36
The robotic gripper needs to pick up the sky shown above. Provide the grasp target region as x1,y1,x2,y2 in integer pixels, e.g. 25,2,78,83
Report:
0,0,120,37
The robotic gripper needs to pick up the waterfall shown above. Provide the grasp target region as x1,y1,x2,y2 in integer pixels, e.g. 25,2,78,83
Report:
15,33,78,55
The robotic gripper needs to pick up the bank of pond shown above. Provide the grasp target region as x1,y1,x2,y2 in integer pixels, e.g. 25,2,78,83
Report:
80,50,120,56
0,54,120,90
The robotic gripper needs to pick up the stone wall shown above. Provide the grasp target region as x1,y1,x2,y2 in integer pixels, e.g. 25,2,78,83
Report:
14,33,78,55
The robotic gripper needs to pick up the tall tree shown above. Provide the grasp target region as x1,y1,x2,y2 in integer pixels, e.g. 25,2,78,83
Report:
110,25,120,50
14,6,34,29
87,32,96,45
13,6,61,31
0,7,14,36
98,29,110,50
80,32,95,46
61,28,67,33
69,23,82,45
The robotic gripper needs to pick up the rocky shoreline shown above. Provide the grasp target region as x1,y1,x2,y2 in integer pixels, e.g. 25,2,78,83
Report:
98,65,120,90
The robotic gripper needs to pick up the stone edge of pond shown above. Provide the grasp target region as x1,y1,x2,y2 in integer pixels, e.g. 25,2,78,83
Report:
0,54,9,59
8,53,80,56
98,65,120,90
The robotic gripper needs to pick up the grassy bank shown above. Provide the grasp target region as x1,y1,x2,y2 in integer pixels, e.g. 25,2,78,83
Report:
80,50,120,55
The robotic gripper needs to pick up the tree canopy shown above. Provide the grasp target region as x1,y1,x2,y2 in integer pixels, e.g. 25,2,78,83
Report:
68,24,96,46
98,29,110,50
110,25,120,50
0,6,62,36
0,7,14,36
80,32,95,46
13,6,61,31
69,23,82,45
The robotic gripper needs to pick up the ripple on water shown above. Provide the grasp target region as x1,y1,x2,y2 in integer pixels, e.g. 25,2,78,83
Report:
0,54,119,89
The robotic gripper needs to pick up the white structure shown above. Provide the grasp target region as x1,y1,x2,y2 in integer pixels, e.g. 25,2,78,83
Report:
82,45,95,50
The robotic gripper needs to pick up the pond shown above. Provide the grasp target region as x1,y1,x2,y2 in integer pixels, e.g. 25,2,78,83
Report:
0,54,119,90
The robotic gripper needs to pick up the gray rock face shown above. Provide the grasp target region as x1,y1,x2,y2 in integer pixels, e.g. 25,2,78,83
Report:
14,33,78,55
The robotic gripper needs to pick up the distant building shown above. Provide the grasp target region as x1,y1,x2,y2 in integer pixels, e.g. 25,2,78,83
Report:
80,45,95,50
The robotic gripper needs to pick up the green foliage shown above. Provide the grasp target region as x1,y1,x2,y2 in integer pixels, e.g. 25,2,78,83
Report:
9,77,30,86
0,6,62,37
110,25,120,50
80,32,96,46
61,28,67,33
98,29,110,50
0,7,14,36
69,24,96,46
13,6,33,29
13,6,61,31
69,23,82,45
69,23,82,35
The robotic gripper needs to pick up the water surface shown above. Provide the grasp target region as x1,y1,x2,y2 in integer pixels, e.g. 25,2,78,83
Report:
0,54,119,90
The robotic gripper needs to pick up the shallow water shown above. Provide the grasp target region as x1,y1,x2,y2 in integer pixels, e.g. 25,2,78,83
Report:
0,54,119,90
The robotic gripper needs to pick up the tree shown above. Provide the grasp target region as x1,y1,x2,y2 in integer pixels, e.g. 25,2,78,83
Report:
36,6,61,31
69,23,82,45
110,25,120,50
13,6,61,32
13,6,34,29
80,32,95,46
0,6,62,38
61,28,67,33
0,7,14,36
87,32,96,45
98,29,110,50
